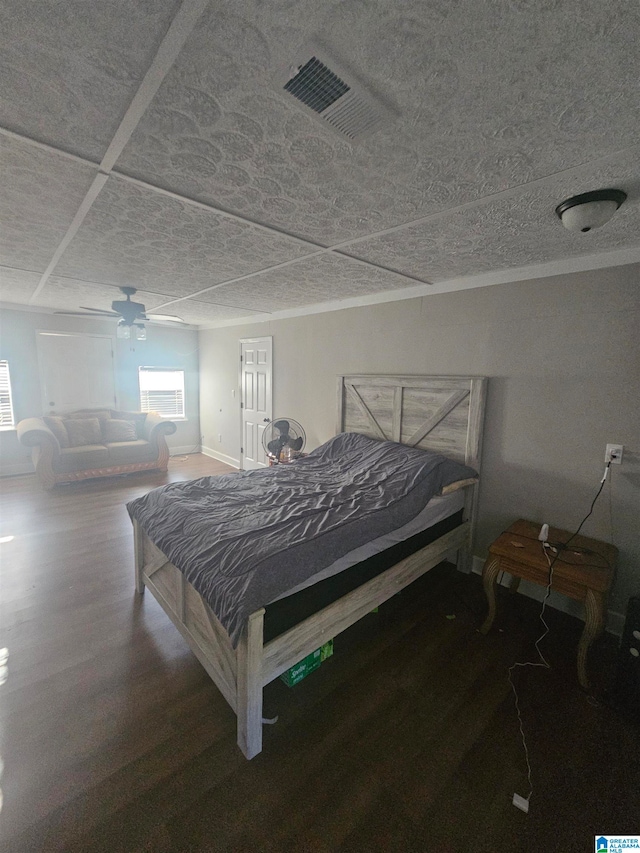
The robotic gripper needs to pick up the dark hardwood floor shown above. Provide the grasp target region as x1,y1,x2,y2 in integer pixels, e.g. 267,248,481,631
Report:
0,455,638,852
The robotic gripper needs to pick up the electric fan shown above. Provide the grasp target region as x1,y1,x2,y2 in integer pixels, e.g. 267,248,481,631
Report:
262,418,306,463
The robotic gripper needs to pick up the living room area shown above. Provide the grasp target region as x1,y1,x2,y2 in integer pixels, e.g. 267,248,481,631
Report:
0,304,202,478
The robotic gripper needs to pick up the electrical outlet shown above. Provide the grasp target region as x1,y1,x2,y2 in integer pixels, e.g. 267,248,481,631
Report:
218,434,222,443
605,443,623,464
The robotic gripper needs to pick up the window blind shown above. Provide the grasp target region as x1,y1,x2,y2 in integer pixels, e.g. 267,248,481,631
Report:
138,368,185,418
0,361,15,428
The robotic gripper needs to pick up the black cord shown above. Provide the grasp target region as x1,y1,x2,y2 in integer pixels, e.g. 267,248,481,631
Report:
500,463,614,570
498,539,612,571
566,465,610,544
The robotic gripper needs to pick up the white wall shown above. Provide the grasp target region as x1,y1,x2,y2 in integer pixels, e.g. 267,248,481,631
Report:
0,307,201,473
199,263,640,629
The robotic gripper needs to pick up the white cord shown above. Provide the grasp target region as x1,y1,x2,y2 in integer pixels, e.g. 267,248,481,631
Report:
508,462,612,808
508,542,556,801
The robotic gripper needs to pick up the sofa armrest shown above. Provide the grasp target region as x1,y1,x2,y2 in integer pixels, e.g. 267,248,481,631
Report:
17,418,61,490
17,418,61,454
143,412,178,443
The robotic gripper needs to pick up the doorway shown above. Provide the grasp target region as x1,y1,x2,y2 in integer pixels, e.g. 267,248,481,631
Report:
239,337,272,470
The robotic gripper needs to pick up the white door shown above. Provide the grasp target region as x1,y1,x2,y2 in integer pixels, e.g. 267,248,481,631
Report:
37,332,117,414
240,337,272,470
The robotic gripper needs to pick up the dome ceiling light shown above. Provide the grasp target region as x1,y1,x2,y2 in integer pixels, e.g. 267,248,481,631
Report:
555,189,627,233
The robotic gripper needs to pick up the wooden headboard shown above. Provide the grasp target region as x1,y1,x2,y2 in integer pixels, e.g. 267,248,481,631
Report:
337,374,487,468
337,374,488,565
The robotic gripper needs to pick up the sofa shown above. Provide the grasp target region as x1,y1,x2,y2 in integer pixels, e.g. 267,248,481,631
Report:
17,408,177,490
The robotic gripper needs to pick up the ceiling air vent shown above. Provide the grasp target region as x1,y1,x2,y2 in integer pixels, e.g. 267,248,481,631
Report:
280,43,396,142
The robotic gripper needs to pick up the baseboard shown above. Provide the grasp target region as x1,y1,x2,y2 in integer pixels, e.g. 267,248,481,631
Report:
0,461,34,477
169,445,203,456
201,445,240,469
470,555,623,637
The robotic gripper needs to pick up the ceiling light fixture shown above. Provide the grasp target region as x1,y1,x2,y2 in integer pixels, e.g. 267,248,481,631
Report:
116,321,146,340
116,321,131,339
555,189,627,233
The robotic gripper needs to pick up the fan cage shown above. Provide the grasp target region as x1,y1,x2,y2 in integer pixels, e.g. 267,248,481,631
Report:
262,418,306,464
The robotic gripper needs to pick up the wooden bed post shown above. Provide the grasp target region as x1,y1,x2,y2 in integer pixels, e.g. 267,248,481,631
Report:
456,485,475,573
133,519,145,594
457,377,487,574
237,608,265,760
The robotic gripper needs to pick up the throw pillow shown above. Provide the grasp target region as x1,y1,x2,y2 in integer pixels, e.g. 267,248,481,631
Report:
43,416,70,448
65,417,102,448
110,410,146,439
102,418,138,443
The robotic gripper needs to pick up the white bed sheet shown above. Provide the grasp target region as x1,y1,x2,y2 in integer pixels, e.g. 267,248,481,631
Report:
270,489,465,603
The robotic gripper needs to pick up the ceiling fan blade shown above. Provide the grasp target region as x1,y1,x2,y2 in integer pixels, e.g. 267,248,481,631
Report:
54,309,119,317
78,307,121,316
146,313,185,323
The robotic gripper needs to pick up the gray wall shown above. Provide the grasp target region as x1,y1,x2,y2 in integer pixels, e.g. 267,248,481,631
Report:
0,307,200,473
199,263,640,626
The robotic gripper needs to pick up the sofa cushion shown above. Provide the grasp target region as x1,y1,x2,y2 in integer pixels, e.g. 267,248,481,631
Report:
43,416,70,448
105,439,154,465
65,417,102,447
58,444,109,472
102,418,137,443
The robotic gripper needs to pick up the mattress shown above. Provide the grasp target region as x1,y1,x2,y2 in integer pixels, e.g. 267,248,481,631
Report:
269,490,465,603
262,507,465,642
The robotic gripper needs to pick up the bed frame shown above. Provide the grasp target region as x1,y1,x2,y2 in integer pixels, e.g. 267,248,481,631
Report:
133,374,487,758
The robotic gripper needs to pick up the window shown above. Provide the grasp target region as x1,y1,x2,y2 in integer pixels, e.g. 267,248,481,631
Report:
0,361,16,429
138,367,185,418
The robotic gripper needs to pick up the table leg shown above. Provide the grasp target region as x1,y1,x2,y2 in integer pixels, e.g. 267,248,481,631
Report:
480,556,501,635
577,588,604,689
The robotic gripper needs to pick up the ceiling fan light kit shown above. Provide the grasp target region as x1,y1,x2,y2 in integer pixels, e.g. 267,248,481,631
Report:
555,189,627,233
116,322,147,340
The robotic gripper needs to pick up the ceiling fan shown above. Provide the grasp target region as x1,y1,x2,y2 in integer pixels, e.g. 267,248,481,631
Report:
55,287,184,338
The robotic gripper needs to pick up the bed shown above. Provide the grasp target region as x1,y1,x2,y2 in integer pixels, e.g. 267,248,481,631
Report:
130,374,487,758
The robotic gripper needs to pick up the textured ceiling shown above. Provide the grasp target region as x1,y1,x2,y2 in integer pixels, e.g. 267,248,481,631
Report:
0,0,639,328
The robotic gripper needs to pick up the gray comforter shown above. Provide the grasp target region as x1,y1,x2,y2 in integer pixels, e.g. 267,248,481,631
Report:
127,432,477,646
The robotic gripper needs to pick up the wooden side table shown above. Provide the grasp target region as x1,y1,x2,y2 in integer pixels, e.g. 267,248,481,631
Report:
480,519,617,688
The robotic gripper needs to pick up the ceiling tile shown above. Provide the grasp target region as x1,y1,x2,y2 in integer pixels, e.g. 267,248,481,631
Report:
0,136,98,271
0,267,41,304
0,0,182,160
345,148,640,282
1,1,639,323
116,0,640,244
164,299,267,325
54,176,310,295
196,252,420,313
